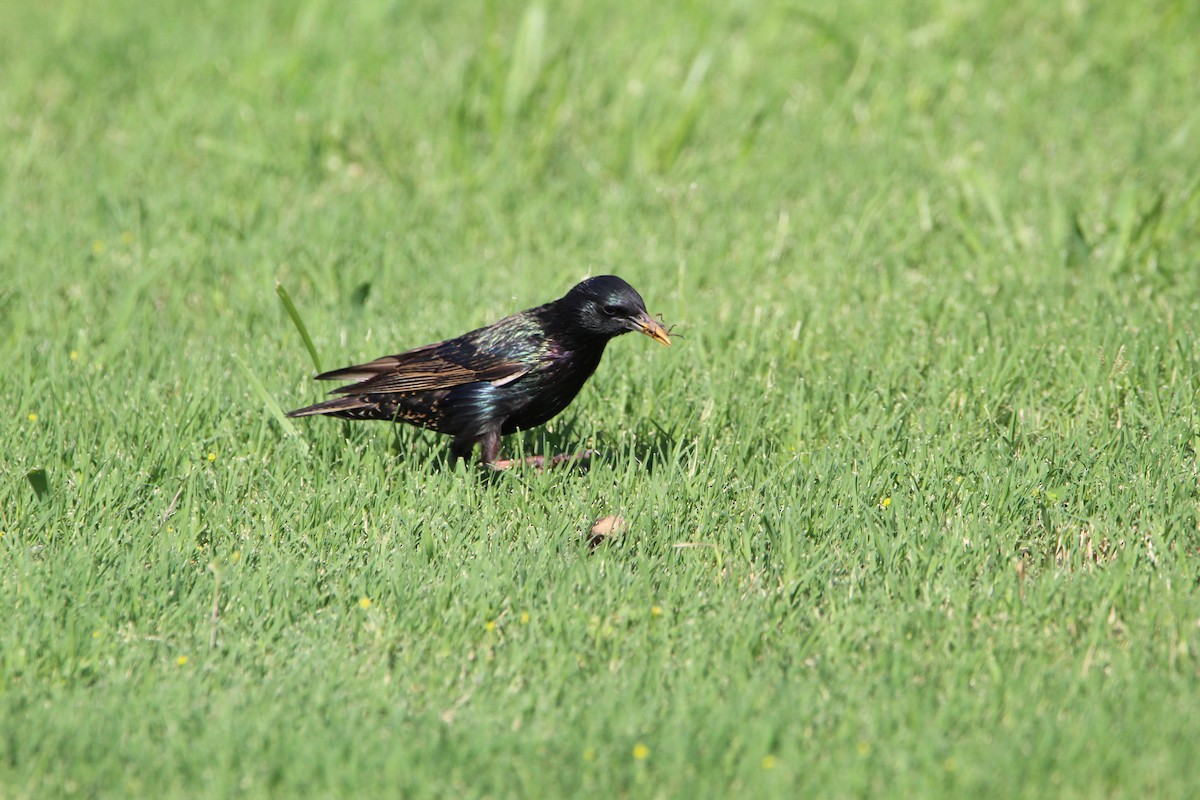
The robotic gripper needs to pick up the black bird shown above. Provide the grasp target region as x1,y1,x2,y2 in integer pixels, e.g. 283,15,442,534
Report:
287,275,671,467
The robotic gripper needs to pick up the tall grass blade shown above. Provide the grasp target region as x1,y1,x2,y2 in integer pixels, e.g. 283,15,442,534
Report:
234,353,307,449
276,282,322,374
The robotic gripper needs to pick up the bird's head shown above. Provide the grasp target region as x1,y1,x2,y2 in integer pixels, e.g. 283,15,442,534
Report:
560,275,672,346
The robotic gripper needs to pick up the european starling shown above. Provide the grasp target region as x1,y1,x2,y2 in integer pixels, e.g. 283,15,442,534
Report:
287,275,671,467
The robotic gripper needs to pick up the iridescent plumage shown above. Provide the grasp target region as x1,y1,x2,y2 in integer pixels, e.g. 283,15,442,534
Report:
287,275,671,465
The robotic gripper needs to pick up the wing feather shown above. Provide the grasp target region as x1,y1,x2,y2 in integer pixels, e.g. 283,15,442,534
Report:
316,340,528,395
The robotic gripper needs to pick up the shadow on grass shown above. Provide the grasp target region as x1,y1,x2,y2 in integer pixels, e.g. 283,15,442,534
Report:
283,402,686,481
357,416,686,477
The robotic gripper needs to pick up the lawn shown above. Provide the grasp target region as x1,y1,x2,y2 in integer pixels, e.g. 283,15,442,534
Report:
3,0,1199,796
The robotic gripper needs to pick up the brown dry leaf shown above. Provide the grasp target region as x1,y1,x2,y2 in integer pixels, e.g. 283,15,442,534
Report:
587,515,627,548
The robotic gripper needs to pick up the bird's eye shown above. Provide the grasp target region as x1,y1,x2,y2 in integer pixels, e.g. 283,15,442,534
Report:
602,304,621,317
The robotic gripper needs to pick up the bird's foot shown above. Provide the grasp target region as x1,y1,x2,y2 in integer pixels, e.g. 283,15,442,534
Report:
488,450,596,471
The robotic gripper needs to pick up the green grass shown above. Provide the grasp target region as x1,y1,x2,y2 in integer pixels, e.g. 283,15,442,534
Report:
3,0,1200,796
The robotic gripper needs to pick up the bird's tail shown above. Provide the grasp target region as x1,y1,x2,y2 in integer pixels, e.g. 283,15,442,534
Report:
286,396,379,419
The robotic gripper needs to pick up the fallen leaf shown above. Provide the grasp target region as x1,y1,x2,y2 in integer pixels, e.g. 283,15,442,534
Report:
587,515,627,548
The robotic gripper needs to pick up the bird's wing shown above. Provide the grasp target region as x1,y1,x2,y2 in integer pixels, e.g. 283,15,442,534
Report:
316,340,529,395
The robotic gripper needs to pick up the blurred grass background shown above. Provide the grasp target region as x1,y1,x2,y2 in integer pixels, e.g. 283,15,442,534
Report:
2,0,1199,796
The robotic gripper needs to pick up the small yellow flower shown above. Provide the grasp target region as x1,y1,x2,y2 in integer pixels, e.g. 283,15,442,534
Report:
359,597,372,609
485,620,496,632
520,611,530,624
650,605,663,617
92,240,106,254
176,656,189,666
582,747,596,762
632,743,650,760
879,496,891,509
207,452,217,462
761,755,778,770
27,412,38,422
70,350,79,361
121,231,135,244
92,630,101,639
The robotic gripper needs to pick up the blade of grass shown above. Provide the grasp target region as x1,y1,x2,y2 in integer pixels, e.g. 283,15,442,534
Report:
503,4,548,121
233,353,307,451
276,281,322,374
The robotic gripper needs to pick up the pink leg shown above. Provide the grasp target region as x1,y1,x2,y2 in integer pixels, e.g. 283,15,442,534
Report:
489,449,596,471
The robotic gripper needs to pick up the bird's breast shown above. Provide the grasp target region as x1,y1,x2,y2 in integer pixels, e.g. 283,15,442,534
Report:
500,346,606,433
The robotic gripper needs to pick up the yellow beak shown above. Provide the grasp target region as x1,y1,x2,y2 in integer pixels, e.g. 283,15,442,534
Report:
634,312,672,346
